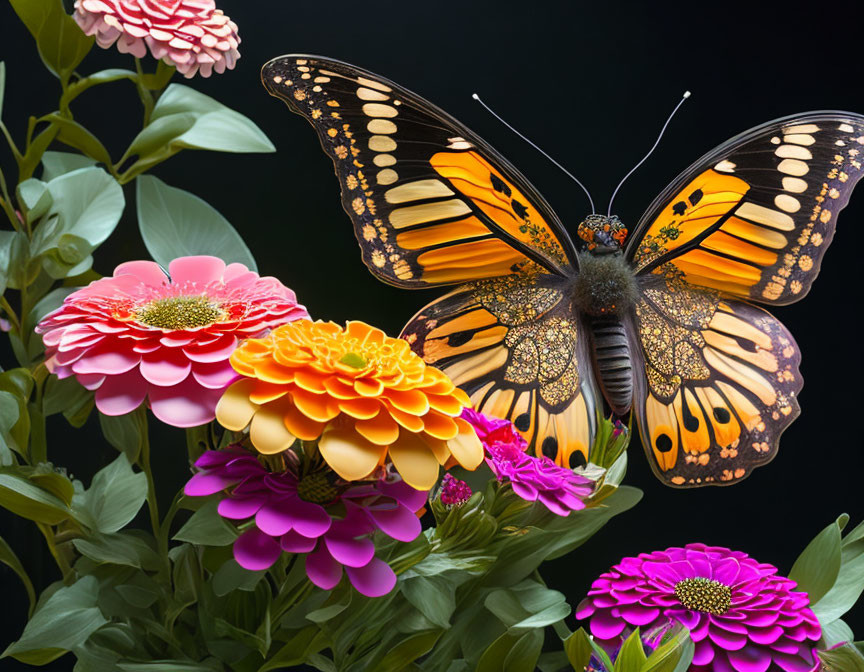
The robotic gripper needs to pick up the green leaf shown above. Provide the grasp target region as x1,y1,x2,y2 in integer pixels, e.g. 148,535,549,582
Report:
790,515,845,604
72,454,147,533
9,0,54,40
0,468,71,524
614,629,647,672
0,230,38,291
0,391,25,460
563,628,596,671
813,517,864,625
59,68,137,110
477,630,543,672
136,175,257,270
402,575,457,629
73,531,161,570
98,407,147,462
212,559,265,597
0,534,37,616
258,625,328,672
818,642,864,672
173,499,238,546
43,114,113,166
0,61,6,118
821,618,855,648
2,576,107,664
42,151,98,181
640,627,694,672
17,178,53,220
118,662,223,672
36,1,94,78
375,630,444,670
43,375,93,423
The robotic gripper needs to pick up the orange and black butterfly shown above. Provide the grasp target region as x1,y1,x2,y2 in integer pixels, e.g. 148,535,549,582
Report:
261,54,864,487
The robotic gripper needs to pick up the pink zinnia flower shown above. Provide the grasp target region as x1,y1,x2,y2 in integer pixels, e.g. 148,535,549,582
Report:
575,544,822,672
438,473,472,508
36,256,307,428
74,0,241,78
461,409,593,516
184,448,427,597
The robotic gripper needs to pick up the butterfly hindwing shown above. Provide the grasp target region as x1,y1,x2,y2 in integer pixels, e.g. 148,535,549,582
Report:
627,112,864,305
261,55,577,288
401,273,599,468
631,277,801,487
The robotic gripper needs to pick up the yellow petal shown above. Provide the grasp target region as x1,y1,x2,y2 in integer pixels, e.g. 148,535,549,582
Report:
448,417,484,470
421,411,459,440
249,403,297,455
215,379,259,431
389,434,439,490
420,434,451,465
319,426,385,481
354,411,400,446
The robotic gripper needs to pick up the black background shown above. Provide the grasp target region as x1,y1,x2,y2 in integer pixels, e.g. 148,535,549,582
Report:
1,0,863,668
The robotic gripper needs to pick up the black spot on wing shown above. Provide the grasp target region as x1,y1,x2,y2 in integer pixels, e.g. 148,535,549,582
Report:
541,436,558,459
512,200,528,219
514,413,531,432
688,189,703,206
490,173,512,197
672,201,687,216
656,433,674,452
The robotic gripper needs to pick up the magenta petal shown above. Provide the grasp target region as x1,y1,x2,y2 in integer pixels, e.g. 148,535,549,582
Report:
366,503,421,542
727,646,772,672
94,368,148,416
345,556,397,597
73,344,140,375
280,529,318,553
590,610,627,640
618,603,660,626
708,625,748,651
376,479,427,512
148,375,223,427
140,350,191,386
306,546,343,590
290,499,332,538
233,528,281,570
218,496,266,519
168,255,225,284
324,534,375,568
693,639,716,666
574,598,595,620
184,471,235,496
256,499,296,537
667,608,703,631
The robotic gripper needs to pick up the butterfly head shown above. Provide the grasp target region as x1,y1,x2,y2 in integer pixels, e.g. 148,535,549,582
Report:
577,214,628,254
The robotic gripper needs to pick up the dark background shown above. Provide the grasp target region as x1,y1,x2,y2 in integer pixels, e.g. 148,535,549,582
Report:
1,0,863,668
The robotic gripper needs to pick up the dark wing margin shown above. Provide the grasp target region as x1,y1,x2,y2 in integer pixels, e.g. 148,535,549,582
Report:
261,54,578,288
626,112,864,305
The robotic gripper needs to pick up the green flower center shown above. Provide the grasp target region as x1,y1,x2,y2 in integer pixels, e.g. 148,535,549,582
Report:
339,352,368,369
674,577,731,615
297,472,338,504
135,295,223,330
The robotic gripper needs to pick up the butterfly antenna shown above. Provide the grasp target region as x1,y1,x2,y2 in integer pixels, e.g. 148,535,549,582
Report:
472,93,596,215
606,91,691,217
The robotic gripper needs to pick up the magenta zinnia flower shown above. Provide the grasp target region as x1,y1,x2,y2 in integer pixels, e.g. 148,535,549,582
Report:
36,256,307,427
184,448,427,597
438,473,472,508
461,409,593,516
575,544,822,672
74,0,240,78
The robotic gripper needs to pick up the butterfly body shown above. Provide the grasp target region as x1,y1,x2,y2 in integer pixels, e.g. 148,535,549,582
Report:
263,54,864,487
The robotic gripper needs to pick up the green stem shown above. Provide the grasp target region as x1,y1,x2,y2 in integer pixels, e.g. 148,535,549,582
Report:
0,120,22,163
36,522,72,581
0,296,21,333
0,166,22,230
134,58,156,126
138,415,161,543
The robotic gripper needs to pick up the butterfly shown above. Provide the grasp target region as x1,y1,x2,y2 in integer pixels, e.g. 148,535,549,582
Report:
261,54,864,488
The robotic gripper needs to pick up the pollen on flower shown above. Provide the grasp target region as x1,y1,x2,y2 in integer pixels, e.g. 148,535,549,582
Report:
674,577,732,615
135,295,225,330
296,472,339,504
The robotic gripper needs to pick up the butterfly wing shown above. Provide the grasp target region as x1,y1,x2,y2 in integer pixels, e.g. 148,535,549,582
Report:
629,277,801,487
262,55,577,287
626,112,864,304
401,273,600,468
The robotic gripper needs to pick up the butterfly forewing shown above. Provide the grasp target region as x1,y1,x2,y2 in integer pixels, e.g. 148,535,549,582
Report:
401,273,599,467
261,55,577,287
627,112,864,305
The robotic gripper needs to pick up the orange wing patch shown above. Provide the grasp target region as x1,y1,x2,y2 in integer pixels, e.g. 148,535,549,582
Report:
633,278,800,487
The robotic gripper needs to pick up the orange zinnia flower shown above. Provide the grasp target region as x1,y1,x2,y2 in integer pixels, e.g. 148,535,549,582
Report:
215,320,483,490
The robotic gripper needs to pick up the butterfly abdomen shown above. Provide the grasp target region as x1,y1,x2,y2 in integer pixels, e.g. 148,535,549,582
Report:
589,316,633,417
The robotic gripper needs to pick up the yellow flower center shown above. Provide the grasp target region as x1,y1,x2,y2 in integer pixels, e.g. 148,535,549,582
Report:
339,352,368,369
674,577,731,615
135,295,224,330
297,472,338,504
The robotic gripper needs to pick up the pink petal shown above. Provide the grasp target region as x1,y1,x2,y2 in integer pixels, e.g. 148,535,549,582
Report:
345,557,397,597
140,349,192,386
218,495,266,519
182,334,237,363
94,368,148,415
365,503,421,542
192,361,239,389
324,534,375,568
305,546,343,590
147,375,223,427
589,610,626,640
728,646,772,672
185,472,235,496
114,260,168,287
233,528,281,571
618,603,660,626
168,256,226,285
280,530,317,553
72,343,141,375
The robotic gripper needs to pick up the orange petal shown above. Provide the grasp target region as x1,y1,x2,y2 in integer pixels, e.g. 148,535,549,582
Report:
338,397,382,420
420,434,451,465
323,376,357,399
319,425,385,481
386,406,425,433
254,359,295,384
248,381,290,405
386,388,430,415
215,379,259,431
292,388,340,423
448,417,484,470
354,377,384,397
346,320,385,346
354,411,400,446
389,434,440,490
283,403,325,441
425,393,464,416
420,411,459,440
453,387,471,407
249,402,297,455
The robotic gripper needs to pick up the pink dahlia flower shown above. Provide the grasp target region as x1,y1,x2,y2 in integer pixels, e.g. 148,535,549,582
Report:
74,0,240,78
461,409,593,516
575,544,822,672
438,473,472,508
184,448,427,597
36,256,307,428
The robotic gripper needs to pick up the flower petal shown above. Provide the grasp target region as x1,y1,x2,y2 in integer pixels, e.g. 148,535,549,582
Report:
149,375,224,427
345,557,397,597
233,528,281,571
94,368,148,416
318,426,385,482
388,433,439,491
305,546,343,590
